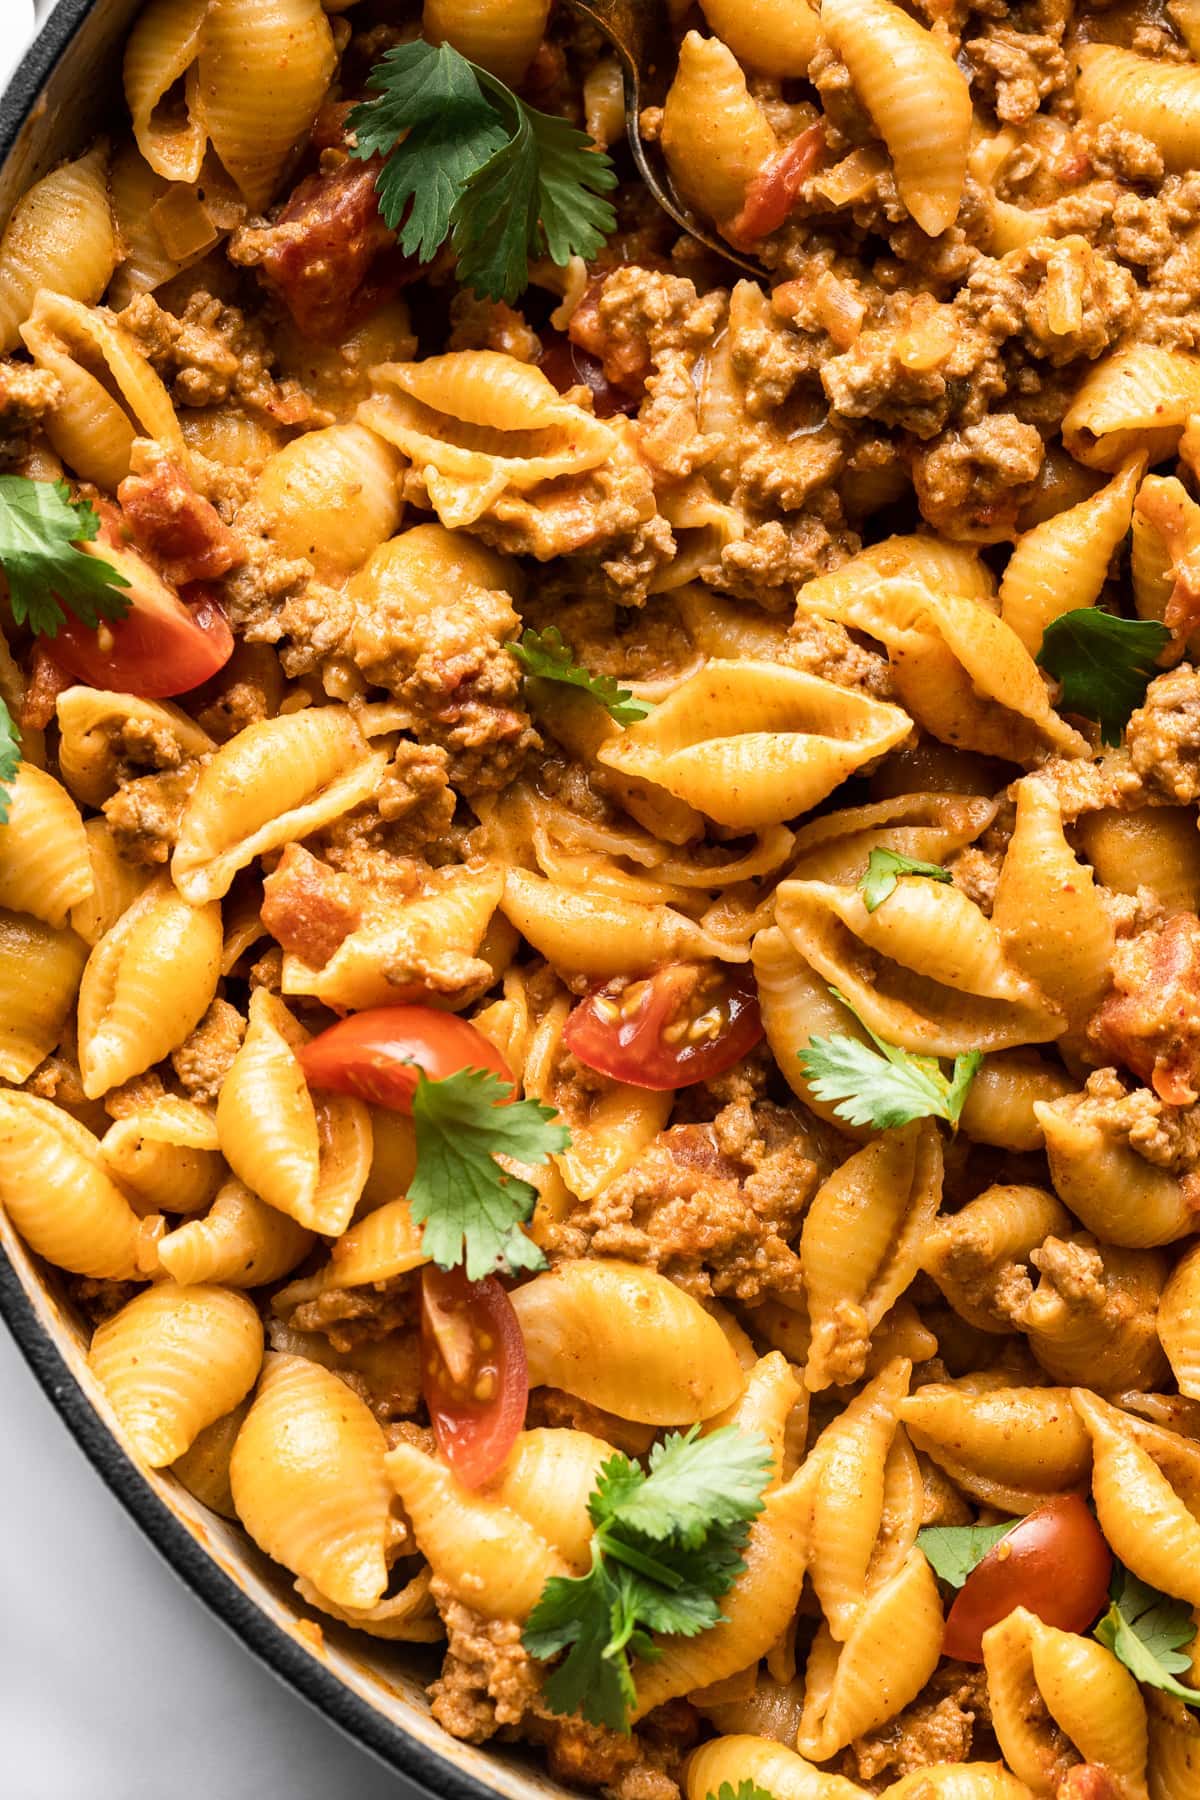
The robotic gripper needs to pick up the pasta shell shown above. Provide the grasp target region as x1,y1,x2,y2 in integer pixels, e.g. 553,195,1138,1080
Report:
483,1429,612,1573
796,1549,944,1760
56,687,214,812
510,1258,747,1424
500,868,748,978
254,423,403,580
983,1606,1149,1797
99,1096,223,1217
172,707,386,904
77,874,223,1098
820,0,971,236
123,0,208,182
775,876,1063,1057
216,988,371,1235
900,1382,1092,1513
0,910,87,1084
596,662,911,831
803,1127,941,1392
423,0,550,85
686,1736,864,1800
1073,1389,1200,1609
20,291,187,490
198,0,336,211
0,763,92,928
999,456,1144,653
360,352,617,529
89,1282,263,1468
231,1353,392,1609
0,145,118,354
0,1091,145,1280
385,1438,569,1620
158,1179,315,1287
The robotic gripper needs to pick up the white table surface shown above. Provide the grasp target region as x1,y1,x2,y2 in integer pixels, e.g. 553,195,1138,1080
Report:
0,7,416,1796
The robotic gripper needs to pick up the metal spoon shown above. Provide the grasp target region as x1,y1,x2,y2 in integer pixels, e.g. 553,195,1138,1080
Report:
561,0,763,278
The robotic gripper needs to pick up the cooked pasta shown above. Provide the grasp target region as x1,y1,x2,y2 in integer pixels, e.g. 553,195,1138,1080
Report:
8,0,1200,1792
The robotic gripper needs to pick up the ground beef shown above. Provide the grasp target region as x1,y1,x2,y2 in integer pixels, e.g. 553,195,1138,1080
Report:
102,765,201,864
964,26,1070,125
0,357,62,467
287,1272,419,1353
911,414,1045,541
170,998,246,1103
427,1589,544,1744
844,1666,990,1785
550,1101,824,1301
821,298,1004,439
1128,665,1200,802
119,291,322,426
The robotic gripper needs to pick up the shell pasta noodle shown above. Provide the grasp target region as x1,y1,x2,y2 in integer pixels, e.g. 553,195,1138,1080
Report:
12,0,1200,1792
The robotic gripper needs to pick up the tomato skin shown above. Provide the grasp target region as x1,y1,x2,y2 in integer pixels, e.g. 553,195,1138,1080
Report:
563,963,764,1090
942,1496,1113,1662
539,333,638,418
298,1005,514,1112
728,125,825,245
52,540,233,697
421,1265,528,1488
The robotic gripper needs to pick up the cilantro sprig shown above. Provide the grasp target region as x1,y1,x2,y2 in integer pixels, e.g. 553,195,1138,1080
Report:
917,1519,1017,1588
347,41,617,302
1037,609,1170,746
408,1065,569,1280
523,1426,772,1732
1095,1568,1200,1705
797,987,981,1131
858,847,952,914
0,696,19,825
0,476,130,637
510,627,651,725
710,1785,773,1800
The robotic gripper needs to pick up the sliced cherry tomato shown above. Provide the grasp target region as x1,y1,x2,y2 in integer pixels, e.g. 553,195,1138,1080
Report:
51,540,233,697
563,962,763,1090
421,1264,528,1488
299,1004,514,1112
942,1496,1112,1663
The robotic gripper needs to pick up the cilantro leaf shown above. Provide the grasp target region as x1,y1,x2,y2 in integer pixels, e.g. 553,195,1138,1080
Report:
0,698,19,826
510,627,650,725
917,1519,1018,1588
524,1428,772,1731
798,990,982,1131
525,1552,640,1729
1037,609,1170,747
407,1065,569,1280
859,847,952,913
597,1426,770,1549
1094,1567,1200,1705
0,477,131,637
346,43,509,258
348,41,616,302
709,1784,774,1800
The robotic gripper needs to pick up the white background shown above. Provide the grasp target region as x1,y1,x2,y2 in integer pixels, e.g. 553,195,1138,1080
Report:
0,6,417,1796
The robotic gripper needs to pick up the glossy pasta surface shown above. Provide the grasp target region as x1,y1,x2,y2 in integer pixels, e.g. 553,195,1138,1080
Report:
5,1,1200,1795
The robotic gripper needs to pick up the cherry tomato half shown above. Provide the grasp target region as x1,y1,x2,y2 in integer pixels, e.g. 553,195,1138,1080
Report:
52,540,233,698
421,1264,528,1488
942,1496,1113,1663
299,1004,514,1112
562,962,763,1090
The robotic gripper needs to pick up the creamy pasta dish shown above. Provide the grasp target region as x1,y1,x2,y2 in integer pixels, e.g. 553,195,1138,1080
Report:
7,0,1200,1794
